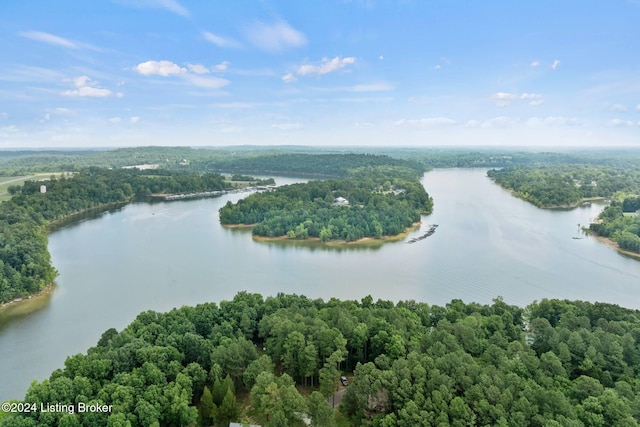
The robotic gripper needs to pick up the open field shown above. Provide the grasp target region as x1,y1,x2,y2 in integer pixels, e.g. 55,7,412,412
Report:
0,173,66,202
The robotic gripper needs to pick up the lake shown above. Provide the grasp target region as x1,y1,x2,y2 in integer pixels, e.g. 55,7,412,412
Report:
1,169,639,401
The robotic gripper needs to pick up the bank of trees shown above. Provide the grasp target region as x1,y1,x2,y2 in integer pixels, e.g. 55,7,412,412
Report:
205,153,425,179
220,168,433,242
488,165,640,208
590,204,640,254
2,293,639,426
0,168,231,304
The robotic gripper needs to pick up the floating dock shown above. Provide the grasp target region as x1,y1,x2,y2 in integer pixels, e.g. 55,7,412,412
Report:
406,224,438,244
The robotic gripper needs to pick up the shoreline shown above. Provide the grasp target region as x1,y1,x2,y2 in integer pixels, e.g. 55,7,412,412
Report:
251,222,421,246
588,232,640,261
0,283,55,312
541,197,608,210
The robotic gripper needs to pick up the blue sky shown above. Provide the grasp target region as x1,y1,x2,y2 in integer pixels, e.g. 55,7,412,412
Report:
1,0,639,148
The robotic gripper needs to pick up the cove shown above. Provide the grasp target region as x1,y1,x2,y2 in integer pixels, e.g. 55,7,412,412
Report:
1,169,640,401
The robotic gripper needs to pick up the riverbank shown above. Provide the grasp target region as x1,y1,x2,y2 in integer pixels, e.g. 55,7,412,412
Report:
588,232,640,261
251,222,421,246
543,197,608,210
0,283,55,313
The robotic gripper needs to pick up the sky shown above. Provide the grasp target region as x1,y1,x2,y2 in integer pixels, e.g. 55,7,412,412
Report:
1,0,639,148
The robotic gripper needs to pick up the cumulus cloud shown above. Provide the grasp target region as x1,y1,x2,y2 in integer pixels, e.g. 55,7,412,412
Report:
282,72,297,83
187,64,209,74
62,76,117,98
134,60,187,76
394,117,457,127
202,31,242,49
272,122,302,130
491,92,543,106
296,57,356,76
552,59,561,70
244,20,306,53
531,61,540,68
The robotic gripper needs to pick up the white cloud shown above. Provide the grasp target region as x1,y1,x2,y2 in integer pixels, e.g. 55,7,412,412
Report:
214,61,230,72
19,31,78,49
130,116,141,124
636,104,640,112
282,73,297,83
355,122,375,128
109,117,122,124
187,64,209,74
465,120,480,128
491,92,543,107
520,93,542,100
272,122,302,130
531,61,540,68
244,20,306,53
394,117,457,127
115,0,189,17
62,76,114,97
481,116,518,128
552,59,561,70
379,55,384,60
0,113,7,119
134,60,187,76
296,57,356,76
182,74,229,89
202,31,242,49
606,118,634,127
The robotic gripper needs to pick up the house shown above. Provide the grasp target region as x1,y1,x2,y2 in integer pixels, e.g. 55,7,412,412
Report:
333,196,349,206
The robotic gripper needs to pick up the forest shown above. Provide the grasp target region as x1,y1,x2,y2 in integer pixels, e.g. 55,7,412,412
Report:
0,168,232,304
487,165,640,208
1,293,639,426
219,165,433,242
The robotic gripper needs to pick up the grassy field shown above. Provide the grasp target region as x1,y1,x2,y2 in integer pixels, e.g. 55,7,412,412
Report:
0,173,66,202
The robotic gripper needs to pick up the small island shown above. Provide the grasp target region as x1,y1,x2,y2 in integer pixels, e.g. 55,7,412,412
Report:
219,163,433,243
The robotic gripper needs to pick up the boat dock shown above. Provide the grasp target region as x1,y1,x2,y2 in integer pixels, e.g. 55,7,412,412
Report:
406,224,438,243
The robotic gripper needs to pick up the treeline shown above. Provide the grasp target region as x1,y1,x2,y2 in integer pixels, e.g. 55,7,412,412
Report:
488,165,640,208
2,293,639,426
220,168,433,242
205,153,426,178
0,169,231,304
589,203,640,254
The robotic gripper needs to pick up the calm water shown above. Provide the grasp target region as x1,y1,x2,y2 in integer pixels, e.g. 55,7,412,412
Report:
1,169,639,400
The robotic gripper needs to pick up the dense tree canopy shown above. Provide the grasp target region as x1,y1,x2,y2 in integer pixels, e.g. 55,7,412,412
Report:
220,166,433,242
488,165,640,208
2,293,639,426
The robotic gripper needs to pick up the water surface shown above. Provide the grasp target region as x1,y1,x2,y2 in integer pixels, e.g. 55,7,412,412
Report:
1,169,639,400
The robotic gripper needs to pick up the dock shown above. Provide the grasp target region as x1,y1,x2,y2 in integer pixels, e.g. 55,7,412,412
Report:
406,224,438,244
